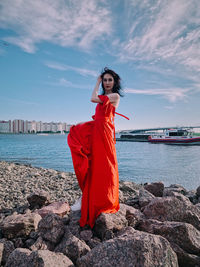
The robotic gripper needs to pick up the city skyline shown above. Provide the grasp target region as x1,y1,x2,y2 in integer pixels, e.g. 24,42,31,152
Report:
0,119,70,133
0,1,200,131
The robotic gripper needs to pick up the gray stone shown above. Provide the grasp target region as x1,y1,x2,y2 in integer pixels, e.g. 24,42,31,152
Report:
55,228,90,264
38,213,65,244
77,227,178,267
5,248,32,267
143,196,200,230
139,188,155,208
170,242,200,267
80,230,93,242
139,219,200,255
28,249,74,267
94,203,143,240
36,201,70,218
27,190,51,209
144,181,164,197
0,213,41,239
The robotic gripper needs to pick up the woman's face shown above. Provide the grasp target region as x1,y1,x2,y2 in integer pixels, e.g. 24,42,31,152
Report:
102,73,114,94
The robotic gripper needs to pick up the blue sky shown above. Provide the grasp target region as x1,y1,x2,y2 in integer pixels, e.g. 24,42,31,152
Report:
0,0,200,131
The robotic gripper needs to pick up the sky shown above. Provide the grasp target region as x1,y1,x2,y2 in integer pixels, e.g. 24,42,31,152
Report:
0,0,200,131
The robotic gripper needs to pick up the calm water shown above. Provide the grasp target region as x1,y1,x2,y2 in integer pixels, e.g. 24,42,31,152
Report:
0,134,200,190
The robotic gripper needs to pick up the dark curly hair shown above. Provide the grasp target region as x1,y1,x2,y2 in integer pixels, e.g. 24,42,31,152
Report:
100,67,123,96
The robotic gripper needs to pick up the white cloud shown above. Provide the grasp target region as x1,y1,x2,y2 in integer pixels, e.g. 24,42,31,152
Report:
0,0,111,53
125,87,190,102
45,61,98,77
118,0,200,74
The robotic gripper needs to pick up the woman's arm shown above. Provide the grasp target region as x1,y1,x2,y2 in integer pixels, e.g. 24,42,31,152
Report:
107,93,120,108
91,76,103,103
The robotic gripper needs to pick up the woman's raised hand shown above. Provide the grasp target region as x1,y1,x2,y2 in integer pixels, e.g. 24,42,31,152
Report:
97,75,102,85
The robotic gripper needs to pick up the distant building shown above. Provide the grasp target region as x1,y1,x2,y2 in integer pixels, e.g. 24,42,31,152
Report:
0,120,12,133
0,119,70,133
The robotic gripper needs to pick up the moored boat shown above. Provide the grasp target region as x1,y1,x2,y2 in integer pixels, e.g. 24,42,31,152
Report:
148,128,200,145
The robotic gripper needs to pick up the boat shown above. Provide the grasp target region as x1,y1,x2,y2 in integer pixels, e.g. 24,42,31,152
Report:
148,128,200,145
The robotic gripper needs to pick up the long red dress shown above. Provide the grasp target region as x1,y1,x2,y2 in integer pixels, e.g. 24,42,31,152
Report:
67,95,119,228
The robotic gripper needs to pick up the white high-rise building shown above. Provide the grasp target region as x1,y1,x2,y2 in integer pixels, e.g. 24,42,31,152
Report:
12,119,24,133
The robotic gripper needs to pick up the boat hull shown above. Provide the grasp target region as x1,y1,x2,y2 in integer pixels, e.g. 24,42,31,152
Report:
148,136,200,145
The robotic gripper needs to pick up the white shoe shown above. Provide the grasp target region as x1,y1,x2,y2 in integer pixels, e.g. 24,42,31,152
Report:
71,196,82,211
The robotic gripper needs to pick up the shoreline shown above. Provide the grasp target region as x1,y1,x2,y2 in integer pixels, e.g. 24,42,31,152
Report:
0,160,200,266
0,160,198,214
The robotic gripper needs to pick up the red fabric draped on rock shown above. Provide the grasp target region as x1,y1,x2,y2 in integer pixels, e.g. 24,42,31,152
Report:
67,95,119,228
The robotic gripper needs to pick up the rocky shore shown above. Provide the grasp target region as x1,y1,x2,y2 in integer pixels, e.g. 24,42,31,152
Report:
0,161,200,266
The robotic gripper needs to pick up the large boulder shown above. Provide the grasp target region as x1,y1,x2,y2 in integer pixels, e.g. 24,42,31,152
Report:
139,219,200,255
28,249,74,267
144,182,164,197
0,213,42,239
27,190,51,209
77,227,178,267
94,204,143,240
37,213,65,244
170,242,200,267
55,228,90,264
143,197,200,230
36,201,70,218
5,248,74,267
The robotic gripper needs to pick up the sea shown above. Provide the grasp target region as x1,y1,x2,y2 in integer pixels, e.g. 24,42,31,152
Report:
0,134,200,190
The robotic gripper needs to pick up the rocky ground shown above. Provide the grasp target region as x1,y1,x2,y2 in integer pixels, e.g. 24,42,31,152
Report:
0,161,200,266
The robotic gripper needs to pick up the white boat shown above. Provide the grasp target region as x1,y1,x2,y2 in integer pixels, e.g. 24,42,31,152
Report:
148,128,200,145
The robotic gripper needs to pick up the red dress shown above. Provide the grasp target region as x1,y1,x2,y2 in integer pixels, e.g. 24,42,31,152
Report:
67,95,119,228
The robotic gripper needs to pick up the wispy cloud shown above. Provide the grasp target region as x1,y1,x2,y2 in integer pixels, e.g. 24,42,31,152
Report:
117,0,200,79
45,61,98,77
0,0,111,53
125,87,190,102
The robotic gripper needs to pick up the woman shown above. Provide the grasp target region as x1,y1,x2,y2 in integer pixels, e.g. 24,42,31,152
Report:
68,67,127,228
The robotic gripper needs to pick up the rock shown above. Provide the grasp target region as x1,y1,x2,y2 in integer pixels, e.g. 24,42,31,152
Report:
77,227,178,267
196,185,200,197
30,236,55,251
38,213,65,244
143,197,200,230
13,237,24,248
55,228,90,264
86,237,101,249
139,188,155,208
5,248,32,267
164,184,187,195
144,181,164,197
28,249,74,267
67,210,81,238
80,230,93,242
36,201,70,218
163,191,191,204
27,190,51,209
119,181,140,207
0,213,42,239
170,242,200,267
5,248,74,267
0,239,15,265
184,190,198,204
94,203,143,241
138,219,200,255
